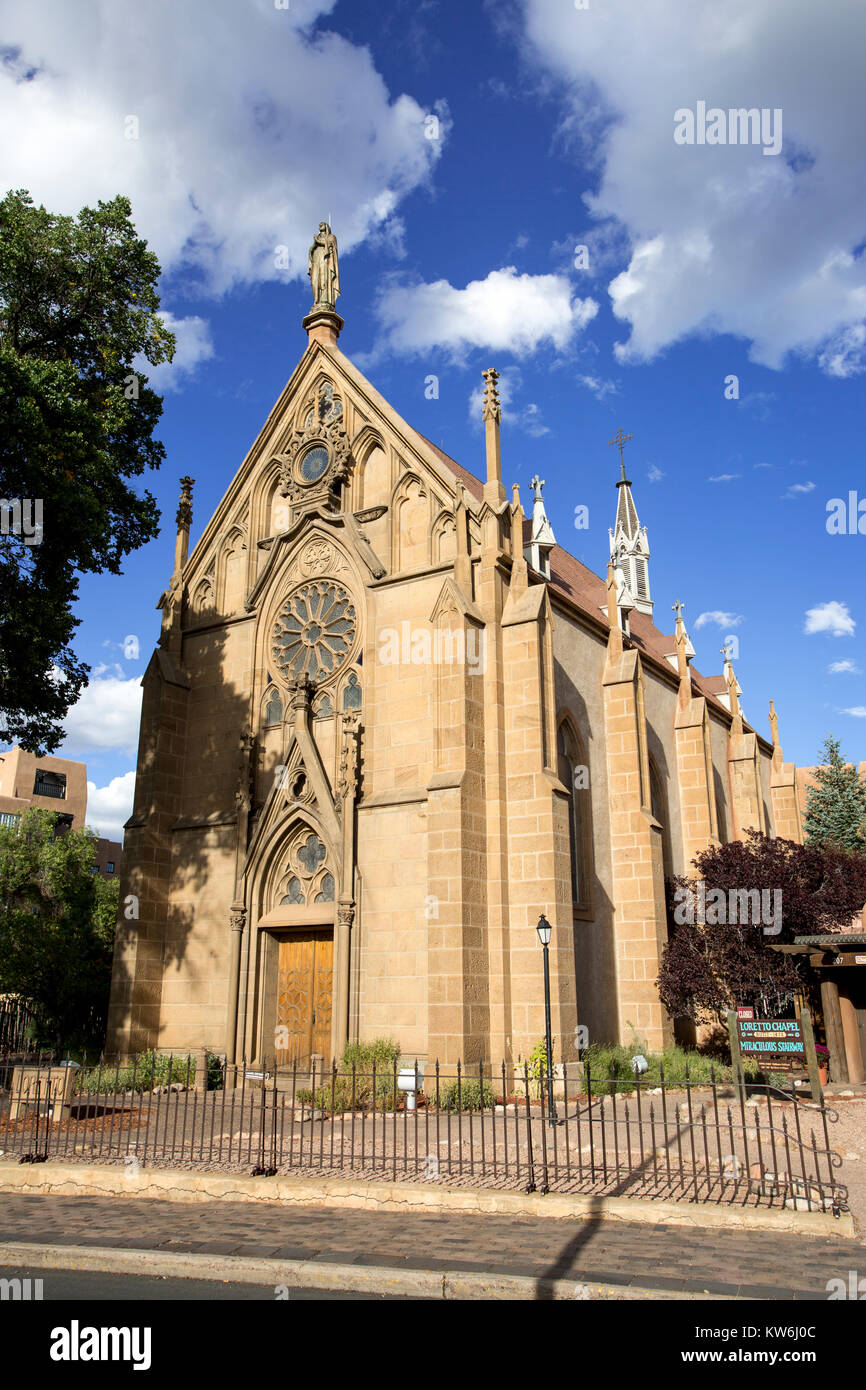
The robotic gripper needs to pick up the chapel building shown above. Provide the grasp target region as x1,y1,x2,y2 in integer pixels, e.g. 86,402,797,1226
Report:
106,229,803,1070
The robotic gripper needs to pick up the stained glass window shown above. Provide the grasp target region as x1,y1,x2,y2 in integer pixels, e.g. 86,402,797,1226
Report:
315,872,335,903
280,876,304,906
299,445,329,484
342,671,362,711
272,581,356,683
264,690,283,726
298,833,326,875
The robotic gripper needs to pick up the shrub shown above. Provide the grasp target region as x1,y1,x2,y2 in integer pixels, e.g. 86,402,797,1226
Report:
434,1077,496,1112
296,1037,402,1113
76,1050,223,1095
580,1042,763,1097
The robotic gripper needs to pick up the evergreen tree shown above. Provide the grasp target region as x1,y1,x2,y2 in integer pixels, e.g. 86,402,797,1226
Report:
804,735,866,854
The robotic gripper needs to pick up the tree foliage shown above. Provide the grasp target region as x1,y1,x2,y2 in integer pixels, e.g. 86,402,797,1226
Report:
658,831,866,1026
0,189,175,752
804,734,866,854
0,808,118,1048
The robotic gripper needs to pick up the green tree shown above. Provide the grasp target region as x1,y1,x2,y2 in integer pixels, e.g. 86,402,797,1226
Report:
804,735,866,854
0,808,118,1049
0,189,175,752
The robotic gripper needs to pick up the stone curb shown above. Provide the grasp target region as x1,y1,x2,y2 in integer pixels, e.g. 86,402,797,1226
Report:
0,1241,749,1301
0,1162,854,1238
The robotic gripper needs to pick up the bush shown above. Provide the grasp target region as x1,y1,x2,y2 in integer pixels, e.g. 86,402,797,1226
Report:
434,1077,496,1112
580,1041,763,1097
296,1037,402,1113
76,1050,223,1095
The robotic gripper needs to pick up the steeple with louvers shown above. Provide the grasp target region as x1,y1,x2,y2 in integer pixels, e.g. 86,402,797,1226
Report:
608,448,653,619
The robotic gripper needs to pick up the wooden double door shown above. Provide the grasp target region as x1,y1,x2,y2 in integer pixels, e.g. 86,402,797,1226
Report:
275,930,333,1066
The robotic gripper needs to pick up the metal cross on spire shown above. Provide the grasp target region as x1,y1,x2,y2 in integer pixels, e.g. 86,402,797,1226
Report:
672,599,685,623
608,428,634,475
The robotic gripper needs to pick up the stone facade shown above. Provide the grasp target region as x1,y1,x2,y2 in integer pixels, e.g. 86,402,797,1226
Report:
107,287,796,1070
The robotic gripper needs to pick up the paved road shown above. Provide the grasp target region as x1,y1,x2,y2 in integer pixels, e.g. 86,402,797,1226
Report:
0,1193,860,1299
0,1266,410,1300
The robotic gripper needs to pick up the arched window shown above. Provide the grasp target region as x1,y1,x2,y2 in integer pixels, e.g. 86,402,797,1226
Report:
342,671,362,712
263,688,283,727
649,759,674,882
556,721,592,914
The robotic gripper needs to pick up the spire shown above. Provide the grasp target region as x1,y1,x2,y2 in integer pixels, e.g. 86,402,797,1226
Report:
769,698,780,749
722,648,743,734
525,474,556,579
509,483,528,595
608,428,653,618
481,368,505,507
673,599,689,683
174,476,194,575
768,699,784,769
605,561,623,658
453,478,471,589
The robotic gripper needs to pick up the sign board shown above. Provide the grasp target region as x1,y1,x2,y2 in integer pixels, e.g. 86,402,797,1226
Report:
728,1009,822,1100
736,1018,804,1072
809,952,866,968
736,1006,754,1021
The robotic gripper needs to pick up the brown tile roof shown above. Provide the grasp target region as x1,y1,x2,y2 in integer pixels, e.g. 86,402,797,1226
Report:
413,431,761,737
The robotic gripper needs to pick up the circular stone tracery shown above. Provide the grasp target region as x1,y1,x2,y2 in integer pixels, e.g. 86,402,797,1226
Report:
271,580,357,684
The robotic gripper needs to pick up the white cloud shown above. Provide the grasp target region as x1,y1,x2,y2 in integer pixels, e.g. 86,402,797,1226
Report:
804,601,856,637
60,673,143,756
522,0,866,373
143,314,215,392
708,474,741,483
578,373,617,400
819,323,866,378
468,368,550,437
842,706,866,718
829,660,860,674
784,480,816,498
375,267,598,358
0,0,445,295
86,770,135,844
694,611,744,629
647,464,665,482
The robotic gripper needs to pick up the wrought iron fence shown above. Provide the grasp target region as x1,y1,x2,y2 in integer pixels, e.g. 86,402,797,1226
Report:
0,1053,848,1215
0,999,34,1056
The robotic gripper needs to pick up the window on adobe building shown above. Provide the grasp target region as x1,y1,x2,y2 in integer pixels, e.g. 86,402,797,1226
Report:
34,769,66,800
107,862,115,874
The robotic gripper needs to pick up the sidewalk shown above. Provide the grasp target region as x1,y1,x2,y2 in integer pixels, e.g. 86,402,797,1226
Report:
0,1190,860,1300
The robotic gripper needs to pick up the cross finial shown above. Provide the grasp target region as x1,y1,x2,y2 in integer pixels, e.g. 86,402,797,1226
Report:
609,428,634,475
481,367,501,424
176,476,194,530
530,474,545,501
672,599,684,623
721,641,735,663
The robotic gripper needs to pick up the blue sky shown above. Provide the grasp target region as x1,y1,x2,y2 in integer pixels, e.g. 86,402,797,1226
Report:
2,0,865,839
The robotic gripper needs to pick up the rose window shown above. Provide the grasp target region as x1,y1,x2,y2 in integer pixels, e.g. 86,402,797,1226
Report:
272,581,356,683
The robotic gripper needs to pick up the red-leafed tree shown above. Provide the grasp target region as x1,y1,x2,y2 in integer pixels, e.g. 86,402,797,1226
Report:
658,832,866,1026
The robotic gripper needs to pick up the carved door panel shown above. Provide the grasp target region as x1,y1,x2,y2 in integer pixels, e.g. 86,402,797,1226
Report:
276,931,333,1065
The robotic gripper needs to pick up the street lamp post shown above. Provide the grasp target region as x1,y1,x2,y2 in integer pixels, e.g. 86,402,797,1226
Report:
536,914,557,1126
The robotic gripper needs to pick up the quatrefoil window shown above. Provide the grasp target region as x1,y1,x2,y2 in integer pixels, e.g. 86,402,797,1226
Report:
272,581,357,684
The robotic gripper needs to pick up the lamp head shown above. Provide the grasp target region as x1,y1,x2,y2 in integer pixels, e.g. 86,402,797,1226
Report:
536,914,552,947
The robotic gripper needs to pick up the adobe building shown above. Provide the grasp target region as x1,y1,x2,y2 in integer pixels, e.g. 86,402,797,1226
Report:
107,224,805,1071
0,747,87,831
0,748,122,876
